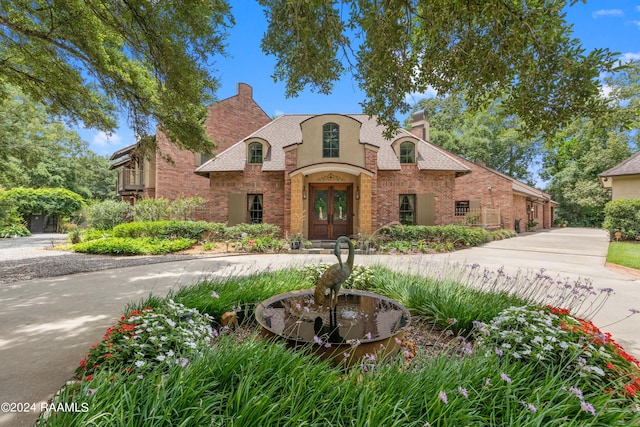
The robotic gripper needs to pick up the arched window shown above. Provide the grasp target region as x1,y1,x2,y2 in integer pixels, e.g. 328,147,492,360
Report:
322,123,339,158
400,141,415,163
248,142,263,164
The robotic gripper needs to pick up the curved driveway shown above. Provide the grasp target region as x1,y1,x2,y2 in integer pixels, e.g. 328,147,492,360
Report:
1,228,639,426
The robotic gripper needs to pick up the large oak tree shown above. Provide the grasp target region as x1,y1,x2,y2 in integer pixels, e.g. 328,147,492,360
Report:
260,0,618,137
1,0,233,152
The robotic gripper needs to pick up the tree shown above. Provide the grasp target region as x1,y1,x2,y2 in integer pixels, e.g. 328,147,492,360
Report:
0,84,116,200
259,0,617,137
541,60,640,226
1,1,233,153
406,96,539,183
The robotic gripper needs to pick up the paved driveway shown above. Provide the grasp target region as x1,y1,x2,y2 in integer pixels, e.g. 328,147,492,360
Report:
1,228,639,426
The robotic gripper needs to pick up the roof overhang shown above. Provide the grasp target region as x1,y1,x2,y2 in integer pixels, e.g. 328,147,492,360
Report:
289,162,374,178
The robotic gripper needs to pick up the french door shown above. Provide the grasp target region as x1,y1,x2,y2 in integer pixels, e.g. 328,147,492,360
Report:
309,184,352,240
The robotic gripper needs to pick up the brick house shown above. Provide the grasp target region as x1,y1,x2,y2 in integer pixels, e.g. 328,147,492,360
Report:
110,83,271,204
112,83,555,237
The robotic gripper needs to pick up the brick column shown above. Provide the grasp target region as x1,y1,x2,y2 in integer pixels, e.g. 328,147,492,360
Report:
359,174,372,234
290,174,304,238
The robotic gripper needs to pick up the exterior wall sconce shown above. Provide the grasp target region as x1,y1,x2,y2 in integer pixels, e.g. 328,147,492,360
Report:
302,187,307,200
355,186,360,200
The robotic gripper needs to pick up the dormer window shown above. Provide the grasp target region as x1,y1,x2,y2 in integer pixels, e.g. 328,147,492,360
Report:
400,141,415,163
322,123,339,158
248,142,263,164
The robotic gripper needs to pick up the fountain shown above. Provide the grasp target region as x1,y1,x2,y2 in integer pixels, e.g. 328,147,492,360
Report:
255,237,411,366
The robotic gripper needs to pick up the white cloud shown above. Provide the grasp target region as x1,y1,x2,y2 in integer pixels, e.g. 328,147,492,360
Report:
633,20,640,29
92,131,122,147
592,9,623,18
404,86,438,104
273,109,285,118
620,52,640,63
600,84,613,98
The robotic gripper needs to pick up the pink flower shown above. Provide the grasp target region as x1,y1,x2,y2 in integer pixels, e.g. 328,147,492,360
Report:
500,372,512,383
438,391,448,404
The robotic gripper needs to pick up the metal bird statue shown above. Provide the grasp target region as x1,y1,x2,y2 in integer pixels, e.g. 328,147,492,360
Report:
314,236,354,334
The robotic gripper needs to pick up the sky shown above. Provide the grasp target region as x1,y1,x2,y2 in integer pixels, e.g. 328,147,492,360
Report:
86,1,640,157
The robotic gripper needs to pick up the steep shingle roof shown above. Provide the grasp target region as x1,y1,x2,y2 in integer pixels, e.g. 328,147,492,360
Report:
196,114,469,174
599,151,640,178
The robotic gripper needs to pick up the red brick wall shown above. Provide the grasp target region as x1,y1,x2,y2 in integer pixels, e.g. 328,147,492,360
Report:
376,167,457,227
207,168,285,230
153,83,271,201
365,148,379,228
454,160,515,230
513,194,527,231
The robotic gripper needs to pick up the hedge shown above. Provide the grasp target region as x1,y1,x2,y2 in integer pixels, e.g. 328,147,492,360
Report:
379,225,492,247
603,198,640,240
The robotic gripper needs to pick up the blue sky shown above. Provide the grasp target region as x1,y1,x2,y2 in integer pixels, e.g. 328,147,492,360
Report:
87,1,640,157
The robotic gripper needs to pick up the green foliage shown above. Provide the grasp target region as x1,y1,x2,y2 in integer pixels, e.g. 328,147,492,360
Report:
224,222,281,239
169,269,309,320
607,243,640,270
132,198,172,222
112,220,212,240
0,224,31,238
303,264,375,290
0,187,85,220
1,2,233,153
0,85,116,199
170,196,207,221
603,199,640,240
84,200,133,230
407,95,539,182
72,237,195,255
379,225,491,248
260,0,617,138
236,236,285,253
40,266,640,426
76,301,214,379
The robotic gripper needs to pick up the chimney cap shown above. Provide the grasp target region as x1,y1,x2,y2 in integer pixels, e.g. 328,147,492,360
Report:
412,110,426,122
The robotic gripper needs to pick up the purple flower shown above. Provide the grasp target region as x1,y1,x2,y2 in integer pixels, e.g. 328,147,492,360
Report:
495,347,504,356
599,287,614,294
438,391,448,404
86,388,96,396
630,308,640,314
211,291,219,299
458,387,468,398
521,401,537,413
500,372,512,384
569,386,583,400
313,335,323,345
580,401,596,416
365,332,372,340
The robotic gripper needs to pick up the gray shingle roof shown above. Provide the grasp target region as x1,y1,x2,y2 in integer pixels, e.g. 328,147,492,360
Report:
196,114,469,174
599,151,640,178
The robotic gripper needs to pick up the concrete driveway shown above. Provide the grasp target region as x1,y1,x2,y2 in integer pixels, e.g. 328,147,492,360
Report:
1,227,639,426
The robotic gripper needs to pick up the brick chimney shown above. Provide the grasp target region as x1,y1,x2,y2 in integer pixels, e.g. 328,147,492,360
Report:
410,110,430,141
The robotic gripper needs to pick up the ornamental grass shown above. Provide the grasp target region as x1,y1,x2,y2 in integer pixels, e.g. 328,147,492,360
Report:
37,264,640,426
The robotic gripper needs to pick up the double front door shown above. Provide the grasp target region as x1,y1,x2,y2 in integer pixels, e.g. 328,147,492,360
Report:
309,184,352,240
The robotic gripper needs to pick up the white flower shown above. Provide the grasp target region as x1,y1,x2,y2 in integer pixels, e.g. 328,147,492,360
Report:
135,360,146,368
156,355,166,362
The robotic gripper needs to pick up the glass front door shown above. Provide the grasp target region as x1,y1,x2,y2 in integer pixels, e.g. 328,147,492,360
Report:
309,184,352,239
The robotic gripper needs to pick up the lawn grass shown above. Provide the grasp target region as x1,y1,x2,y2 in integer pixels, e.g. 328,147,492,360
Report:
37,264,640,426
607,242,640,270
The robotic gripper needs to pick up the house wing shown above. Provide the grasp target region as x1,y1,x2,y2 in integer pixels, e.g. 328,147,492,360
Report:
599,151,640,178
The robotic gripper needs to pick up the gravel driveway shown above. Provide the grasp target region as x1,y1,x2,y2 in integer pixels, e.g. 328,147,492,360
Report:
0,234,204,284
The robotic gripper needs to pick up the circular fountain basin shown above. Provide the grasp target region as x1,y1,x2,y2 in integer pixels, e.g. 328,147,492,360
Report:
255,289,411,366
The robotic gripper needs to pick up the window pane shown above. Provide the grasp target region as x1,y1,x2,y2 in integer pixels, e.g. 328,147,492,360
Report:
400,142,415,163
455,201,470,216
248,142,263,164
323,123,339,158
399,194,415,225
248,194,263,223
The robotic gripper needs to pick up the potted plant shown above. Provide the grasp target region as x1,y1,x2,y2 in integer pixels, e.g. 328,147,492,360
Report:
526,219,538,231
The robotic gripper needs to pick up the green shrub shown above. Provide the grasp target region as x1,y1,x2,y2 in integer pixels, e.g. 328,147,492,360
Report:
81,228,112,241
379,225,490,247
303,263,375,290
237,235,286,252
170,196,207,220
225,223,281,239
73,237,196,255
0,224,31,238
603,198,640,240
84,200,133,230
112,220,213,240
133,198,171,222
0,187,86,230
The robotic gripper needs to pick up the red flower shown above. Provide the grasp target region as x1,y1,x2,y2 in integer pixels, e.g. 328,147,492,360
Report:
79,359,86,367
606,362,616,371
84,375,93,381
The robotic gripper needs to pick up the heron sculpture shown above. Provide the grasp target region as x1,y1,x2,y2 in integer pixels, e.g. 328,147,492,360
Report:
314,236,354,335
